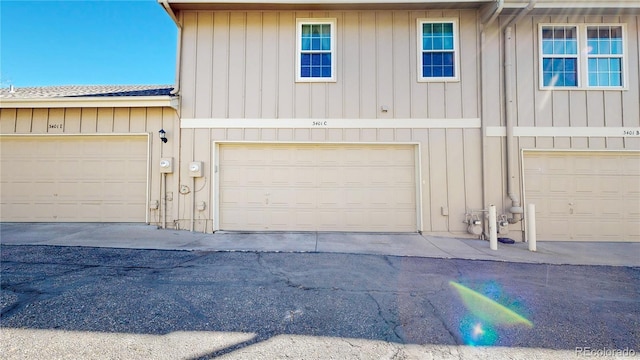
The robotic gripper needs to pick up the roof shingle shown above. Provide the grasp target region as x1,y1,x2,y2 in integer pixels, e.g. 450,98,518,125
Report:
0,85,174,99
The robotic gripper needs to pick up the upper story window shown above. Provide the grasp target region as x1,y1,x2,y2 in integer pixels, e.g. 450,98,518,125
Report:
541,26,578,87
296,18,336,82
539,24,626,89
587,26,624,87
417,19,459,82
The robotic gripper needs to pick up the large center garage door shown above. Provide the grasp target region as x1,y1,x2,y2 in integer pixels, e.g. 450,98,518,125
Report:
1,135,148,222
523,151,639,242
218,143,418,232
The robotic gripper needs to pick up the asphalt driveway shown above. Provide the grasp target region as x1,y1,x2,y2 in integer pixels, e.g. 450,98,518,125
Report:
1,244,638,359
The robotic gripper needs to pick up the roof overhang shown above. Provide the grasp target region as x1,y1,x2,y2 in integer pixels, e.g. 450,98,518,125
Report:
160,0,494,12
160,0,640,13
502,0,640,15
0,96,179,110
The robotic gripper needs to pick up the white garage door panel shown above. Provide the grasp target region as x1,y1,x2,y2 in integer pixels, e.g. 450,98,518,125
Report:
524,151,640,242
0,136,147,222
219,144,417,232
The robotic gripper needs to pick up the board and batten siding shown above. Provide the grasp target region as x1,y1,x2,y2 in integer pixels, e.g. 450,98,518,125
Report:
481,14,640,141
175,9,485,234
0,107,180,225
178,9,481,120
481,14,640,225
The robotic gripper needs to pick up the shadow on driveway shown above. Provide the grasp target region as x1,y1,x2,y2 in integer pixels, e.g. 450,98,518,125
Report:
1,245,639,358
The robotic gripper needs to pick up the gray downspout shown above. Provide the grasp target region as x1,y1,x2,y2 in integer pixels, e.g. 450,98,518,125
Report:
480,0,504,236
503,26,522,223
503,0,536,223
170,26,182,96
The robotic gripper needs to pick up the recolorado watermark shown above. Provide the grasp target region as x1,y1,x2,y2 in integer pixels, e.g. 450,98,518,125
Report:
576,347,636,357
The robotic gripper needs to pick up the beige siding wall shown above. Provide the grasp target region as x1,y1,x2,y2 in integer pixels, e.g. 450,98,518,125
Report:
481,14,640,237
0,107,180,226
171,10,483,235
172,8,486,235
5,10,637,238
178,9,481,119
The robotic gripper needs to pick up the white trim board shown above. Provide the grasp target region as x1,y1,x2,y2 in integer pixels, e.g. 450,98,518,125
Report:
182,118,481,129
486,126,640,137
0,96,177,109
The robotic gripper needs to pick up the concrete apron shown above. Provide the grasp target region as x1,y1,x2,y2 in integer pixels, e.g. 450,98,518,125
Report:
0,223,638,267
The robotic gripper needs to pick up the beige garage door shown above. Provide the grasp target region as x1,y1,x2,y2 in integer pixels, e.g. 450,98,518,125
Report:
523,151,640,242
0,135,148,222
218,143,417,231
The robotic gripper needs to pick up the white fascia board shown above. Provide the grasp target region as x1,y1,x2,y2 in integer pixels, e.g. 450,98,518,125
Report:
166,0,491,4
0,96,176,109
503,0,640,9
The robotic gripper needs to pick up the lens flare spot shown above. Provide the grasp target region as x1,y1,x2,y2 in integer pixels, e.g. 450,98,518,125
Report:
450,281,533,328
459,316,498,346
473,323,484,337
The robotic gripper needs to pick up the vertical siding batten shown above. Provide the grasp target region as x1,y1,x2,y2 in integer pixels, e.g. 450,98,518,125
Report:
262,12,279,118
228,12,247,118
410,11,427,117
195,11,214,119
212,12,230,118
446,128,466,232
393,11,411,118
377,11,394,120
360,12,377,119
181,11,197,119
245,12,263,118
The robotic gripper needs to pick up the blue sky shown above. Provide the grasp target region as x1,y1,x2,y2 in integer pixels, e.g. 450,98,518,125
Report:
1,0,177,87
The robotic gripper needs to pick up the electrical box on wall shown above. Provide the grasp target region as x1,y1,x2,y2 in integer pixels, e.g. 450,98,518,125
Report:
159,157,173,173
188,161,203,177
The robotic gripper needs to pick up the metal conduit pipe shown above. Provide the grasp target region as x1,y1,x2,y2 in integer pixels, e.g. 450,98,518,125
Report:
161,173,167,229
480,0,505,235
191,176,195,232
504,25,522,223
503,0,536,223
170,26,182,96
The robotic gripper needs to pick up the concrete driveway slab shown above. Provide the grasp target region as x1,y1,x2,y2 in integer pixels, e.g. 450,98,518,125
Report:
1,223,638,267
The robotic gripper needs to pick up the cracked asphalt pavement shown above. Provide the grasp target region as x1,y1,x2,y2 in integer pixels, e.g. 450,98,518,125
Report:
1,245,639,359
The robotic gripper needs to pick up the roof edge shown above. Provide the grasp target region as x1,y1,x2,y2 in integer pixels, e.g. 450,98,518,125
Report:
163,0,493,11
0,96,178,109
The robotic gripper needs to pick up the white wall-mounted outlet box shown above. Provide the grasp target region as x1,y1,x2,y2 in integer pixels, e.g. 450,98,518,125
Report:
159,157,173,173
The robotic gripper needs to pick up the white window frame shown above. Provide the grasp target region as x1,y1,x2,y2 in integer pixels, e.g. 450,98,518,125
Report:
296,18,337,83
538,23,628,90
417,18,460,83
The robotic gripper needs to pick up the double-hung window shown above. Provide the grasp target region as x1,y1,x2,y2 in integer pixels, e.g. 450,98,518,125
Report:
296,19,336,82
540,26,578,87
587,26,624,87
540,24,626,89
417,19,459,82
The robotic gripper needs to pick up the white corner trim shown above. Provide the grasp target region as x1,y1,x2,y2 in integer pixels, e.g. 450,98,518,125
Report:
181,118,481,129
0,96,176,109
486,126,640,137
